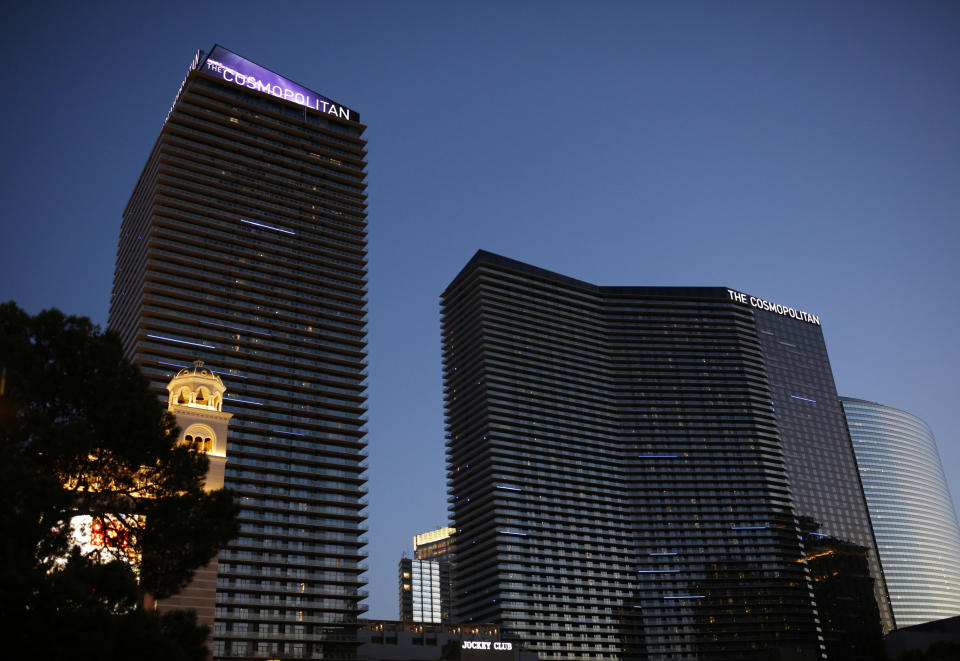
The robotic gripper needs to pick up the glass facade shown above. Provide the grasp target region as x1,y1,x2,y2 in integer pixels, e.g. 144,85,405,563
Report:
752,309,893,651
109,47,369,660
399,558,446,624
407,526,456,623
414,526,456,560
441,251,888,661
841,397,960,627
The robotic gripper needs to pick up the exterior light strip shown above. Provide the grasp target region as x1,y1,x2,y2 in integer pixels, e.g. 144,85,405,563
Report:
201,319,272,337
158,360,247,382
224,396,264,406
638,569,680,573
240,218,296,235
495,485,523,491
790,395,817,403
649,552,678,556
212,369,248,379
147,334,214,349
157,360,187,370
731,525,766,530
499,531,527,536
663,595,705,600
272,429,306,437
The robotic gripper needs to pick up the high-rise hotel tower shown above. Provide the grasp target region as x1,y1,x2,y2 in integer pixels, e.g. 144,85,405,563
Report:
442,251,890,661
110,46,369,660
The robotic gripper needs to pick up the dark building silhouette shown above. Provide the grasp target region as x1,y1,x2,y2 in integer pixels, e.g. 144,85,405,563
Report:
109,45,369,660
884,615,960,658
441,251,889,661
797,518,885,661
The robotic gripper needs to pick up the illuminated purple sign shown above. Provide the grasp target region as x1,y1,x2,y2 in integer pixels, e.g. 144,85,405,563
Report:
201,45,358,122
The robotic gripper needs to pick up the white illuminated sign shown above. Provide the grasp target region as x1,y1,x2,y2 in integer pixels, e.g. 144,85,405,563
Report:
462,641,513,651
202,46,356,121
727,289,820,325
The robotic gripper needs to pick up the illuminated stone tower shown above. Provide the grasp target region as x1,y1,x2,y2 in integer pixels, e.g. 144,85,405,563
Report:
109,45,369,660
166,360,231,492
153,360,232,629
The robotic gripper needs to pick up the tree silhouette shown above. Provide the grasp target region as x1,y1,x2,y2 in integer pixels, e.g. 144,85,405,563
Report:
0,302,239,659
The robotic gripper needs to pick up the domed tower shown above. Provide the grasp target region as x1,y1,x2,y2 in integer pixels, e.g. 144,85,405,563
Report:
152,360,232,634
166,360,231,490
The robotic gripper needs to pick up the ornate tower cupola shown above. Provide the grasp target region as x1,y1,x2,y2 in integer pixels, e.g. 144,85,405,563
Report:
165,360,232,490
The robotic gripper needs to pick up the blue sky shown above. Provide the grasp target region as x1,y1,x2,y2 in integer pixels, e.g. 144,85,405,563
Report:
2,1,958,620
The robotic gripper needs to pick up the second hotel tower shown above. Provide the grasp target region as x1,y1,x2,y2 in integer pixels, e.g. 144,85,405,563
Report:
442,251,891,661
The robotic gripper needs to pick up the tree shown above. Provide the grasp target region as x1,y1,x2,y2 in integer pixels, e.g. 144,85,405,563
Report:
0,302,239,659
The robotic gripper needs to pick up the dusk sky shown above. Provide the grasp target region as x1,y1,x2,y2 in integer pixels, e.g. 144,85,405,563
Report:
2,1,959,620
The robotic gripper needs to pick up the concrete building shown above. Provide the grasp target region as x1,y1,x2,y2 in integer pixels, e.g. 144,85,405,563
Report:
359,620,532,661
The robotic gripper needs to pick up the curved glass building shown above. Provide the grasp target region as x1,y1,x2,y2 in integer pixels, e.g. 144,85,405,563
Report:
841,397,960,627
